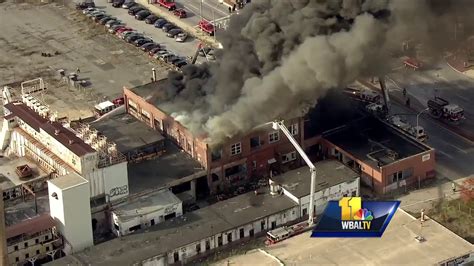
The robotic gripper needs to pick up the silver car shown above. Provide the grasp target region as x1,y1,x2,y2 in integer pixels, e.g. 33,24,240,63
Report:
175,32,188,42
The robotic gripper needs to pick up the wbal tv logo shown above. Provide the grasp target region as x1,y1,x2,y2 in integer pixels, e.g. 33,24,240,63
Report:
311,197,400,238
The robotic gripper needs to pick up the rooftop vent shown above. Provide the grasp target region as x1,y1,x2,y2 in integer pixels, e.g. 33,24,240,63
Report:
69,139,74,145
54,129,60,135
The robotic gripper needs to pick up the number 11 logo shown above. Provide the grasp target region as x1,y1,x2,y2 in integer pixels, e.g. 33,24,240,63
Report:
339,197,362,220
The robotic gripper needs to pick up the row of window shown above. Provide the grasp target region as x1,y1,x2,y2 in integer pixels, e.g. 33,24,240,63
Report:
229,123,298,156
13,245,51,262
13,235,50,251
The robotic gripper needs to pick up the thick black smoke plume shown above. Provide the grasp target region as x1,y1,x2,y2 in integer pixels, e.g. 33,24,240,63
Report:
159,0,474,145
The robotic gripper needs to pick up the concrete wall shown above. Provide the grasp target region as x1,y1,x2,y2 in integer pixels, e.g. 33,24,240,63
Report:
298,177,360,216
48,175,93,254
103,161,129,202
112,202,183,237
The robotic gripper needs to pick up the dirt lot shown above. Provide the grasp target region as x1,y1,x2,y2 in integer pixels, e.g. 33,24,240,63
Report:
0,0,170,119
428,198,474,243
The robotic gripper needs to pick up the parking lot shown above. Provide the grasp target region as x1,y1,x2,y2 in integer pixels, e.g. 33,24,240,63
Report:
90,0,206,61
0,0,170,119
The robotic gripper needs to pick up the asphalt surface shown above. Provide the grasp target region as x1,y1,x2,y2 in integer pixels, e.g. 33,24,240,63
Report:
389,100,474,181
0,0,167,120
388,61,474,139
91,0,205,61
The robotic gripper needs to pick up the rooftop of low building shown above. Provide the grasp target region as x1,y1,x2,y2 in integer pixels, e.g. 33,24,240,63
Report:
323,116,431,168
48,189,298,265
127,139,206,194
271,159,360,199
113,189,181,222
4,102,95,157
91,113,165,155
0,156,48,191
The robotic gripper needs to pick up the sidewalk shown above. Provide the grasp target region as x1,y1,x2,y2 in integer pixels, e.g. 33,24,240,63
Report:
138,0,221,48
357,79,474,142
445,44,474,79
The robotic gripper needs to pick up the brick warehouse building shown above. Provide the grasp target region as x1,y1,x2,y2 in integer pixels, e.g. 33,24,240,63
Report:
123,79,305,193
122,80,436,195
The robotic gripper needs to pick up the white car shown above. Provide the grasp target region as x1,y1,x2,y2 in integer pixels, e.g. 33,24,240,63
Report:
175,33,188,43
86,10,105,17
82,7,97,14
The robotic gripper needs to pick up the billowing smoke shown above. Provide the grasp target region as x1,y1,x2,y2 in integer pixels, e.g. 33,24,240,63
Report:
158,0,474,145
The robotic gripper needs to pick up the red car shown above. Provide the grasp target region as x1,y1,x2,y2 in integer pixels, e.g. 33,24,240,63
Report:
116,27,133,36
173,8,187,18
198,20,214,35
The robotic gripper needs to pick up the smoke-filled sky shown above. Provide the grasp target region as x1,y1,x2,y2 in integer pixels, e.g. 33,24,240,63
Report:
157,0,474,145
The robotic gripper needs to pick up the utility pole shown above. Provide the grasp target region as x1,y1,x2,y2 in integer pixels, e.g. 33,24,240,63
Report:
200,0,203,21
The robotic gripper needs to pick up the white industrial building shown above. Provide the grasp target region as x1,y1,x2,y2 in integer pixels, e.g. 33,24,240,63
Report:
0,87,129,202
49,160,361,265
271,160,360,217
48,172,94,254
111,189,183,236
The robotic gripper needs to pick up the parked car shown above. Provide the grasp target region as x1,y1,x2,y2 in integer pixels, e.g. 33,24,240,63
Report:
109,25,124,33
92,14,110,22
164,55,180,63
112,0,125,7
175,32,188,42
162,23,176,32
122,0,136,9
134,38,153,47
116,27,133,36
148,47,164,56
76,1,95,10
86,10,105,17
128,6,144,15
120,30,138,39
99,16,116,25
153,50,170,60
125,34,144,43
173,8,186,18
135,10,151,20
105,19,123,28
82,7,97,14
144,15,158,24
166,28,182,38
140,42,159,52
173,60,188,68
153,19,168,28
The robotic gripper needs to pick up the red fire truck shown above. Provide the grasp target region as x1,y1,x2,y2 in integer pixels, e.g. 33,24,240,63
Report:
403,57,422,70
198,20,215,36
157,0,176,11
427,96,465,123
265,221,309,245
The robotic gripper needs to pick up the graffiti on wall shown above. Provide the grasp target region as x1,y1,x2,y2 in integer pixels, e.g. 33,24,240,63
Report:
110,185,128,197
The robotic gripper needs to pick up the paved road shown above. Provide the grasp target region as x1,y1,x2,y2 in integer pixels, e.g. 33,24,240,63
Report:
92,0,205,61
173,0,231,43
389,101,474,180
388,61,474,137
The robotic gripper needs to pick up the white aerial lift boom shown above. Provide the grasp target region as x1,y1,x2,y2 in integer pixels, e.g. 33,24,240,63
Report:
272,120,316,226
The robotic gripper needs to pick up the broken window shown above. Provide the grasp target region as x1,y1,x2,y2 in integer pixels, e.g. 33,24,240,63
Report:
288,123,298,135
230,142,242,155
269,131,280,143
211,149,222,161
250,136,260,148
